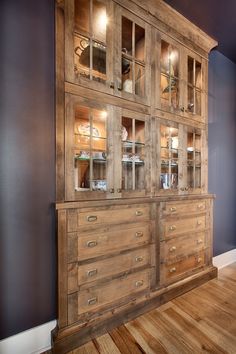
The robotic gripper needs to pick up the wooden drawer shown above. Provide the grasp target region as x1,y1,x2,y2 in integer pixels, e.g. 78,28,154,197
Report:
70,223,150,261
77,269,150,315
68,247,151,292
77,204,150,227
161,200,207,218
162,215,206,238
162,231,206,261
164,251,205,281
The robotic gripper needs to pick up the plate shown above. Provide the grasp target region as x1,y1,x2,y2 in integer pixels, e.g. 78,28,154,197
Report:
78,123,100,137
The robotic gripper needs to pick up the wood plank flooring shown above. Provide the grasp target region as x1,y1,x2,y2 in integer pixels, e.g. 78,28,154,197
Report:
68,263,236,354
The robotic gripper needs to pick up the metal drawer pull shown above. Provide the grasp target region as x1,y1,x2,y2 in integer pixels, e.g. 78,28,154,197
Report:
197,220,202,226
169,246,176,252
110,81,115,89
170,207,177,212
135,280,144,287
87,215,97,222
135,210,143,216
197,239,203,244
87,297,97,306
169,225,176,231
87,240,97,248
169,267,176,273
135,231,143,238
87,269,98,277
109,188,114,193
135,256,144,262
197,257,202,263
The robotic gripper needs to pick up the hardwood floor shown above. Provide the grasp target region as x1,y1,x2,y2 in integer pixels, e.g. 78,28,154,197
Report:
68,263,236,354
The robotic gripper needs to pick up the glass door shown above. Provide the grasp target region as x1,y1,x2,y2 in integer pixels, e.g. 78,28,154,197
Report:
160,124,179,192
184,50,206,122
114,5,151,105
65,0,113,94
115,109,150,198
160,40,180,112
186,129,202,192
65,95,114,200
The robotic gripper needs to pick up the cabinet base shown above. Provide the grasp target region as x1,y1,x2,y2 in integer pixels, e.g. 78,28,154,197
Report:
51,266,217,354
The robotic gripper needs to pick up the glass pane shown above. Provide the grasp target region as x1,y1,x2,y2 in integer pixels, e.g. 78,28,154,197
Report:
161,41,169,74
135,119,145,144
196,89,201,116
74,0,90,34
160,125,178,190
122,17,132,56
161,74,170,101
195,133,201,152
187,165,194,188
74,106,91,191
135,24,145,62
188,86,194,112
170,47,179,78
122,117,145,191
74,35,90,79
93,0,107,43
188,56,194,84
74,106,107,192
92,41,106,83
135,63,144,96
195,167,201,188
171,78,179,108
122,58,133,93
195,61,202,89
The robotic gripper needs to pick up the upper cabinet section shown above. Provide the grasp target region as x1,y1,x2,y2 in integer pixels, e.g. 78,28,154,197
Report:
156,33,207,124
65,0,151,105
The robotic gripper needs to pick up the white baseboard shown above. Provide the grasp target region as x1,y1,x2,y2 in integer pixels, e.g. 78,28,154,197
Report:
0,320,56,354
213,249,236,269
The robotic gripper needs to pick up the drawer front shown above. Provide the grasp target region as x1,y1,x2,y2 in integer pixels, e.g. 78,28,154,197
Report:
76,223,150,261
77,247,150,286
163,232,206,261
78,205,150,227
78,269,150,315
162,200,207,217
164,251,205,281
163,215,206,238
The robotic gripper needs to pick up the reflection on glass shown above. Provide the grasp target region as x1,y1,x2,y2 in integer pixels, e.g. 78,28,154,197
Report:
121,117,145,191
74,0,107,85
135,24,145,61
160,125,179,190
93,0,107,43
121,16,145,97
161,41,179,108
135,63,144,96
74,105,107,192
187,131,201,189
122,58,133,93
187,56,202,115
74,0,90,34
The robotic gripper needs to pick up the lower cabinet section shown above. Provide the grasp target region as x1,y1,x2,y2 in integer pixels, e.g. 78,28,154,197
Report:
53,196,216,353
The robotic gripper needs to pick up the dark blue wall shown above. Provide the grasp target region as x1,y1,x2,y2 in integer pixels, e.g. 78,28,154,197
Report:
0,0,56,339
208,50,236,256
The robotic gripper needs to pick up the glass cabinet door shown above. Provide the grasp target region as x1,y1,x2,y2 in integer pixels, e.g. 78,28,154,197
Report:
114,6,151,105
184,50,206,122
186,129,202,191
160,40,180,111
65,96,114,200
65,0,113,93
160,125,179,191
115,110,150,197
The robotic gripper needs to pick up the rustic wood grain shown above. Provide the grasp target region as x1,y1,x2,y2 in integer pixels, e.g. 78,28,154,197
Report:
64,265,235,354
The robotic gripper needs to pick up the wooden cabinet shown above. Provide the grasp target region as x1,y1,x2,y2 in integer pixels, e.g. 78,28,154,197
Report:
54,0,217,352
